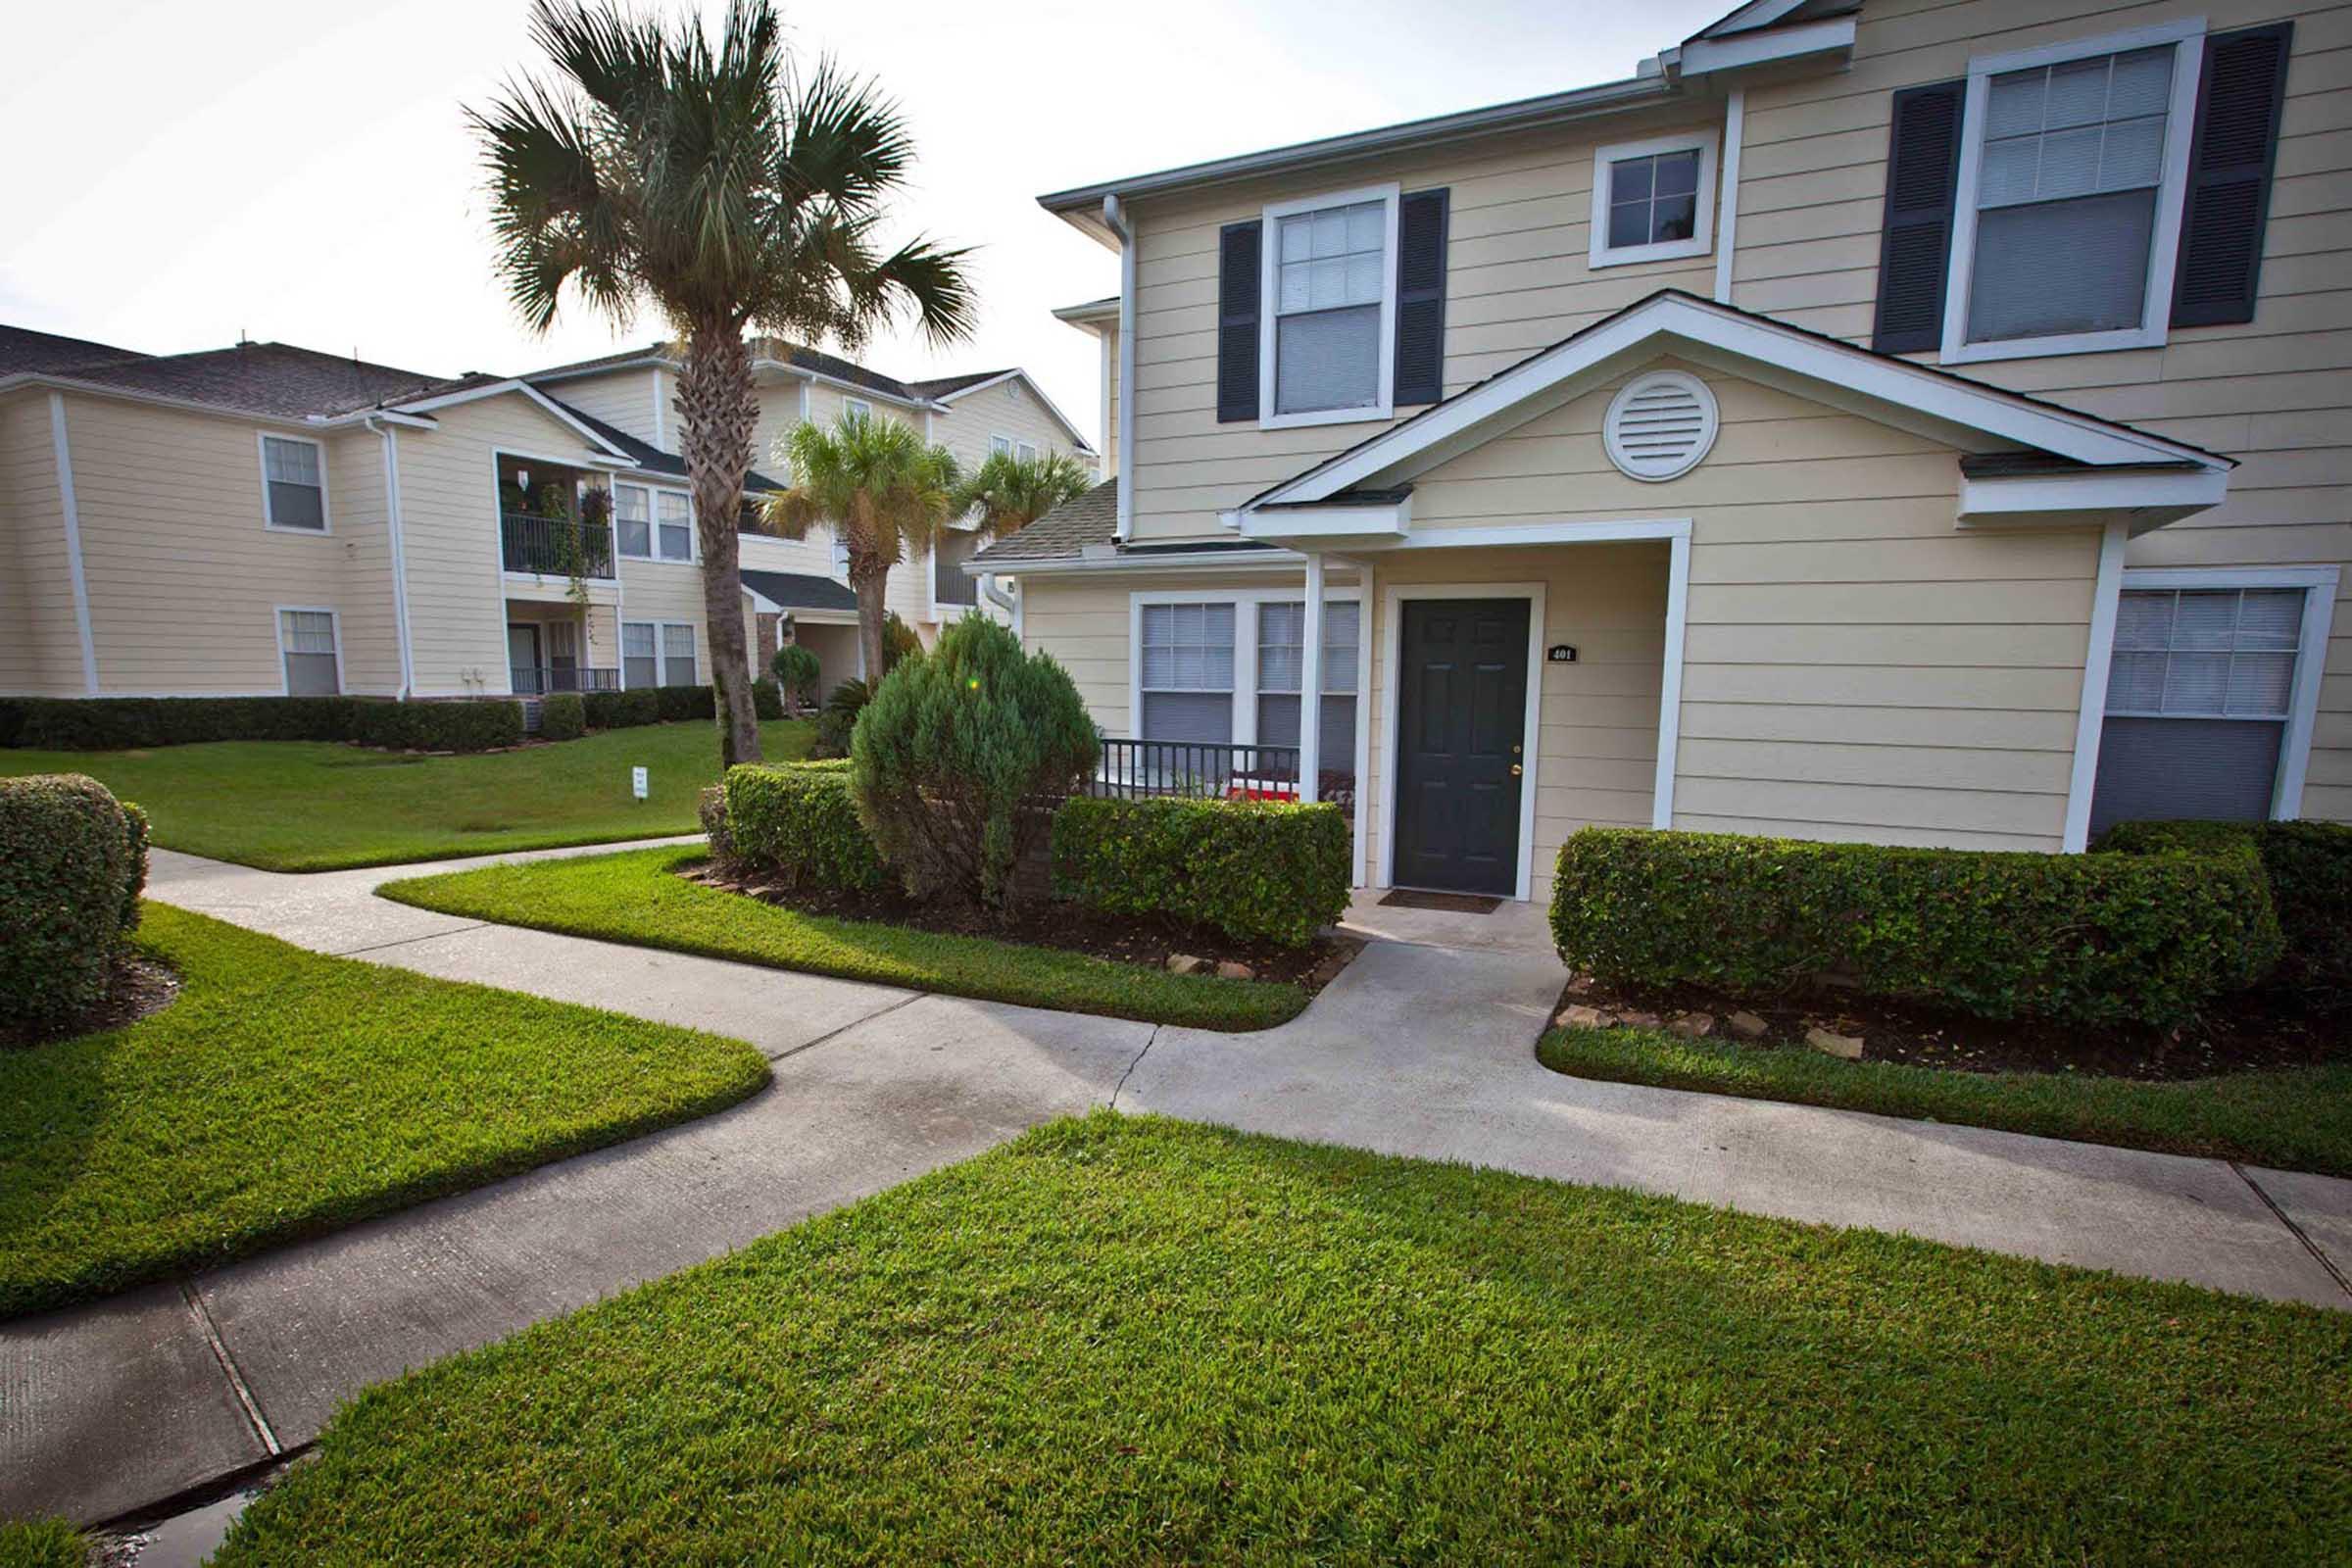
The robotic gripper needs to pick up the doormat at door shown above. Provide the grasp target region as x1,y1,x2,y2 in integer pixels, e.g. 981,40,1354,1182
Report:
1379,889,1504,914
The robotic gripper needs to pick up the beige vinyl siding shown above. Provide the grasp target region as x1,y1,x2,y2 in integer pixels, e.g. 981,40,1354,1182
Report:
1123,106,1733,542
53,396,388,695
1732,0,2352,823
0,392,77,694
395,393,612,697
616,553,712,685
547,368,664,447
1102,326,1121,478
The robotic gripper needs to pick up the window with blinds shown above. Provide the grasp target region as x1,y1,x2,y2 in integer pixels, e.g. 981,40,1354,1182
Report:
262,436,326,530
278,610,339,694
657,493,693,562
621,621,659,689
1273,199,1387,416
662,623,697,686
1138,602,1236,744
1255,601,1359,771
1966,44,2176,344
2090,586,2307,836
615,485,652,558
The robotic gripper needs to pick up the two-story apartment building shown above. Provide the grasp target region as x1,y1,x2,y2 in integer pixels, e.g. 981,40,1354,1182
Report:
0,325,1090,712
983,0,2348,902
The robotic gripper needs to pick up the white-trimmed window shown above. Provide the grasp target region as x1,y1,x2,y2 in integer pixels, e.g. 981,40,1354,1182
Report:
276,608,341,695
1260,184,1400,428
614,484,653,558
990,433,1041,465
845,397,874,422
989,434,1013,459
1017,439,1040,464
1589,131,1718,268
656,492,693,562
2090,573,2337,835
1944,20,2206,363
621,620,659,689
662,622,697,686
1256,600,1361,773
1139,602,1237,743
259,434,328,532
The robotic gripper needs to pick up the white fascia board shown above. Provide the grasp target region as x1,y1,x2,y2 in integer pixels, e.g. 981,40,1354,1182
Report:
1676,16,1855,76
1236,496,1411,544
1053,299,1122,329
1244,294,2228,513
933,368,1098,455
1959,468,2230,534
753,360,937,413
1690,0,1819,40
972,548,1308,578
525,353,678,384
391,379,638,462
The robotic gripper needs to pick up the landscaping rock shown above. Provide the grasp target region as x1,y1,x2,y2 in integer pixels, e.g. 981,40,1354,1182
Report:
1555,1003,1614,1029
1668,1011,1716,1039
1560,972,1598,998
1166,955,1206,976
1215,960,1254,981
1727,1010,1770,1041
1617,1010,1663,1030
1805,1025,1865,1060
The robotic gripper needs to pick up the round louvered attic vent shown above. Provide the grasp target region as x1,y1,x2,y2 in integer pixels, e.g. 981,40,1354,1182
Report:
1602,370,1719,482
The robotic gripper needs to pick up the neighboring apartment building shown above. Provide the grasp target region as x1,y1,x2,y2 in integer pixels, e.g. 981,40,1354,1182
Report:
985,0,2349,901
0,326,1091,711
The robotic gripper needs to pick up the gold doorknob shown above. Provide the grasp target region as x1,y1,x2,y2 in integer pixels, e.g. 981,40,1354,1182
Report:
1510,763,1523,776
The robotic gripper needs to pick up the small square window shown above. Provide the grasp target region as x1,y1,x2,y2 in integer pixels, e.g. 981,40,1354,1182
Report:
1589,133,1717,269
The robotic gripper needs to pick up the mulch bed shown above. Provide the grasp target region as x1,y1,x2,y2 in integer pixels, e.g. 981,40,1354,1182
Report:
1555,971,2350,1083
2,950,181,1050
687,860,1361,994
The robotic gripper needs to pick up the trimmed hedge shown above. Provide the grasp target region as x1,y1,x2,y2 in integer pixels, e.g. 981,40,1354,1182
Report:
540,693,586,742
11,696,364,751
2100,818,2352,1005
1054,797,1351,948
1549,827,2282,1029
351,700,523,755
657,684,717,723
584,689,661,730
2,774,149,1027
721,760,885,892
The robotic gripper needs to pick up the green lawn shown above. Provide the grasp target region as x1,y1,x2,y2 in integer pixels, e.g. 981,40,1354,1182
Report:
382,847,1309,1031
0,904,768,1317
1540,1023,2352,1177
0,1521,79,1568
0,719,812,871
217,1113,2348,1565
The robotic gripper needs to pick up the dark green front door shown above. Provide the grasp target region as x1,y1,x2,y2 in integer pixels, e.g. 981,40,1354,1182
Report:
1394,598,1530,896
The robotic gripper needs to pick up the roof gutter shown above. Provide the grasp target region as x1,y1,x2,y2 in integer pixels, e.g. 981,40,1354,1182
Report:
1104,193,1138,542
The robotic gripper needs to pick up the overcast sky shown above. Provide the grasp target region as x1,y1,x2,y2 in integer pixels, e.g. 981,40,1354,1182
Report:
4,0,1726,445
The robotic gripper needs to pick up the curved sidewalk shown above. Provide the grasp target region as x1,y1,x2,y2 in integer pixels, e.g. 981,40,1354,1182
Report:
5,839,2346,1530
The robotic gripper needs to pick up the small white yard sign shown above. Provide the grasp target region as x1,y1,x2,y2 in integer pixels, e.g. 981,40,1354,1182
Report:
631,765,649,802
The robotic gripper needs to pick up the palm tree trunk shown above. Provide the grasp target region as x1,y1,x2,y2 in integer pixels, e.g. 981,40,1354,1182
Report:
676,325,762,766
853,559,891,684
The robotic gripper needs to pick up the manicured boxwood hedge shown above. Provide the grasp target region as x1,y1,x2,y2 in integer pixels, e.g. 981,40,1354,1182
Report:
1549,826,2282,1029
2100,818,2352,1005
1,774,149,1026
657,684,717,723
351,700,524,755
721,760,885,892
1054,797,1351,948
539,693,586,742
584,689,661,730
9,696,366,751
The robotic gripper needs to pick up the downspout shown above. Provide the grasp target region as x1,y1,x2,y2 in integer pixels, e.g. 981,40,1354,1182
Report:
367,415,417,698
1102,193,1137,542
979,572,1020,640
1713,89,1745,306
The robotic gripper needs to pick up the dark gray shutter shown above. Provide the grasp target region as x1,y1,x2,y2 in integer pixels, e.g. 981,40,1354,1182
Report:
1870,79,1968,354
2172,22,2294,329
1216,220,1261,422
1393,188,1449,406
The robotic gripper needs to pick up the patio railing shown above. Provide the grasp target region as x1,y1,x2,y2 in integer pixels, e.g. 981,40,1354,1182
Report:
501,513,614,578
512,664,620,696
1083,738,1353,814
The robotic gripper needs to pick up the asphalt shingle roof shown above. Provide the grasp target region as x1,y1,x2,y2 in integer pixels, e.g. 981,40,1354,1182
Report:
53,341,462,418
968,477,1119,564
740,568,859,612
0,325,150,375
904,368,1012,400
540,396,785,490
526,338,1022,411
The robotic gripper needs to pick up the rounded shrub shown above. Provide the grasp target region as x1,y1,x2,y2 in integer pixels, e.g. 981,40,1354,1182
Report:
812,678,871,759
539,693,586,742
850,615,1097,912
1,774,150,1027
752,678,785,721
770,644,821,714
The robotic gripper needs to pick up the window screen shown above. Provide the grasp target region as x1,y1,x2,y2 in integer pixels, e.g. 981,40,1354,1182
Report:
1606,149,1701,250
622,621,659,689
1274,200,1386,416
278,610,338,694
662,623,697,686
263,437,325,530
1255,600,1360,777
1966,45,2174,344
1139,601,1235,743
615,486,652,557
657,493,693,562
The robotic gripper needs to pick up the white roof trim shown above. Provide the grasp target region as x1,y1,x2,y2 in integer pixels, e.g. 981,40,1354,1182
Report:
1959,467,2230,535
972,547,1308,578
1690,0,1826,38
750,359,936,412
390,378,638,461
0,371,442,430
1239,292,2230,516
928,368,1099,455
1677,16,1855,76
525,352,678,384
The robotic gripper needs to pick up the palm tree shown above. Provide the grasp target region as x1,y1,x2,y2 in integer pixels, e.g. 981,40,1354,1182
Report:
471,0,974,765
767,412,959,681
951,449,1098,540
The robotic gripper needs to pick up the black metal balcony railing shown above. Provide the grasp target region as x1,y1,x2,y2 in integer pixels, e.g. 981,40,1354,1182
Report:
1082,739,1357,815
502,513,614,578
512,664,620,695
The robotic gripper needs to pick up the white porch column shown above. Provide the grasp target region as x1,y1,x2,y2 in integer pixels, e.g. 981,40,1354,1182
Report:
1298,553,1324,804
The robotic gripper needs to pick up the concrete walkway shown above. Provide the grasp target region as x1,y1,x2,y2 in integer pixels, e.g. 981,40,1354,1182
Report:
4,841,2347,1530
